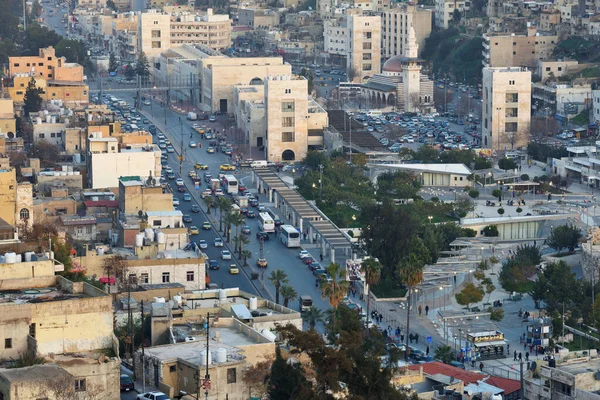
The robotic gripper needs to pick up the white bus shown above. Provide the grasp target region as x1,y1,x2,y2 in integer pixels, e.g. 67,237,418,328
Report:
258,212,275,233
279,225,301,248
221,175,238,194
266,207,282,226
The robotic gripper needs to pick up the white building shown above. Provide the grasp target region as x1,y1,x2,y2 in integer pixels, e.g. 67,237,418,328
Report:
371,163,472,187
382,3,432,59
435,0,470,29
593,90,600,124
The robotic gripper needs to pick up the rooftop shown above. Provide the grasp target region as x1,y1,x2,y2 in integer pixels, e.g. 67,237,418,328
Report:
0,364,71,382
0,286,91,305
370,163,472,175
554,358,600,375
146,210,184,218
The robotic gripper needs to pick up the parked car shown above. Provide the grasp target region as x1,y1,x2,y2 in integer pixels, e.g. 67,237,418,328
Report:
214,237,224,247
120,375,134,392
209,260,220,270
136,391,169,400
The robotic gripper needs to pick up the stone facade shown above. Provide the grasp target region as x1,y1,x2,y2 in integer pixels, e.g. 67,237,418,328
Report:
382,3,432,59
347,14,381,83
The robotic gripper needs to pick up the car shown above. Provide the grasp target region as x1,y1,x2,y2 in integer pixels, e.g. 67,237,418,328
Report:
166,145,175,153
143,100,151,106
257,258,268,268
120,374,135,392
256,231,270,241
221,250,232,260
309,261,321,271
176,178,184,186
202,221,212,230
313,268,326,276
143,119,150,124
238,185,247,192
201,189,212,198
220,164,236,171
242,225,251,234
188,170,197,178
303,256,316,265
228,263,239,274
299,250,310,259
214,189,224,196
188,226,199,235
206,146,215,153
246,210,256,218
183,214,193,223
214,237,224,247
158,142,167,149
189,141,197,148
258,205,266,212
209,115,217,122
208,260,220,270
240,206,248,215
172,198,180,206
249,199,259,207
136,391,169,400
194,163,209,170
177,186,186,193
191,204,201,213
183,193,192,201
198,239,208,249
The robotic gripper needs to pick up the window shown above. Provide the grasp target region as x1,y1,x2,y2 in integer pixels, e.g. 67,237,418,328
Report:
282,132,295,142
74,379,86,392
282,117,295,127
187,271,194,281
506,93,518,102
151,30,161,38
29,323,36,338
281,102,295,112
546,67,551,71
86,225,92,234
505,108,518,117
152,41,162,48
363,42,372,50
16,91,23,95
153,20,158,24
47,56,52,60
362,53,372,60
285,89,291,94
363,32,372,39
169,365,176,372
51,133,56,138
227,367,237,383
14,63,19,67
39,133,45,139
557,67,562,71
363,64,372,71
19,208,29,220
141,273,149,284
4,338,11,349
39,62,44,66
57,132,62,138
162,272,170,283
505,122,518,132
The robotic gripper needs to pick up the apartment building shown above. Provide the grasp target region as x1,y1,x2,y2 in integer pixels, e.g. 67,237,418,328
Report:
382,3,432,59
347,13,381,83
537,59,579,82
238,7,280,29
324,17,349,60
481,67,531,150
532,81,591,116
0,98,16,138
482,27,558,69
110,12,138,61
593,90,600,124
524,357,600,399
0,168,33,230
435,0,470,29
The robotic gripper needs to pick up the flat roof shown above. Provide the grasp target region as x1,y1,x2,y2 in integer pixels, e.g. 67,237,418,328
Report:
0,364,71,382
370,163,472,175
146,210,184,218
460,213,577,225
0,286,92,304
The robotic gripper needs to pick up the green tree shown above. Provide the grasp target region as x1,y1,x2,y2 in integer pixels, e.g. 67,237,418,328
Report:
516,207,523,215
435,345,454,364
23,77,44,114
302,306,323,330
269,269,289,305
592,296,600,333
498,157,517,171
531,261,579,316
106,0,117,10
135,52,150,77
362,258,381,334
29,140,60,167
521,174,530,181
481,277,496,304
468,189,479,199
483,225,499,237
217,196,232,233
398,256,424,360
281,285,298,308
497,207,505,216
108,53,119,73
320,262,350,332
266,347,314,400
376,171,422,201
203,195,214,214
240,249,252,266
489,307,505,322
455,283,484,310
414,145,439,162
499,244,541,293
491,189,502,199
452,8,462,23
547,224,582,254
302,149,330,171
31,0,42,20
124,63,136,80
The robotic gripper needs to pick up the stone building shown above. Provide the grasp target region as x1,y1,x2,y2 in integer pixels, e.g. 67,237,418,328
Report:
347,13,381,83
482,28,558,69
382,3,432,59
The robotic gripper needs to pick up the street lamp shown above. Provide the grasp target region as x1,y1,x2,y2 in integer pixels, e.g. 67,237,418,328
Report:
428,216,433,224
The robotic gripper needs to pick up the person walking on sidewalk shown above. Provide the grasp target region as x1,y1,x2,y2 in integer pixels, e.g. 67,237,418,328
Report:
513,350,517,361
418,305,422,316
479,362,484,372
425,305,429,315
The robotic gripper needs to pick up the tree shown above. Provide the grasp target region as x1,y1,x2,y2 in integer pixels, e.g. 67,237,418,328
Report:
376,170,422,201
124,63,136,80
203,196,214,214
23,77,44,114
497,207,505,216
319,262,350,332
455,283,484,310
269,269,289,305
362,258,381,334
498,157,517,171
452,9,462,23
266,347,314,400
108,53,118,73
346,66,356,82
468,189,479,199
547,224,582,254
303,306,323,330
29,140,60,167
217,196,232,233
483,225,499,237
499,244,541,293
106,0,117,10
34,373,104,400
481,277,495,304
244,357,274,400
281,285,298,308
409,92,425,114
303,150,330,171
435,345,454,364
398,256,424,360
241,249,252,266
135,52,150,77
31,0,42,20
414,146,438,163
491,189,502,199
489,307,505,322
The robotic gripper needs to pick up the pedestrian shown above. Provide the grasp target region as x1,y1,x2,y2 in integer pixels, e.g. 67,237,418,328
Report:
479,362,484,372
401,333,404,342
519,352,522,362
319,253,324,262
315,279,319,288
425,305,429,315
426,345,430,355
525,352,529,362
418,305,422,316
409,334,413,343
415,333,419,344
513,350,517,361
507,344,510,354
524,342,527,350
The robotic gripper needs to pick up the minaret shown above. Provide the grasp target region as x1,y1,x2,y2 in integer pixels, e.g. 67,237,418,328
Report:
402,26,423,113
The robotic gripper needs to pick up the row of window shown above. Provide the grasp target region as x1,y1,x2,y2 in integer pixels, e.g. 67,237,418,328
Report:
12,57,52,68
38,132,63,139
125,271,196,284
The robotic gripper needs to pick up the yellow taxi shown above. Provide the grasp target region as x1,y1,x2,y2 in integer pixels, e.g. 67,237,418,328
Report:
228,264,239,274
188,170,197,178
257,258,268,268
194,163,209,170
220,164,236,171
188,226,200,235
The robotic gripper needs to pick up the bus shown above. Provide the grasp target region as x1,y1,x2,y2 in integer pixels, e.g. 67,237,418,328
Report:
279,225,301,248
266,208,282,226
220,175,238,194
258,212,275,233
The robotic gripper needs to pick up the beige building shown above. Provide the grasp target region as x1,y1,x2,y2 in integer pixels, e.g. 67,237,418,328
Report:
119,176,173,216
481,67,531,150
8,47,84,82
435,0,470,28
382,3,432,59
0,98,16,138
537,59,579,82
238,8,280,29
483,28,558,69
0,168,33,230
347,14,381,83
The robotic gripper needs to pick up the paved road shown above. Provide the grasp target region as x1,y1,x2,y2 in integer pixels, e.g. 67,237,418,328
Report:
112,92,332,317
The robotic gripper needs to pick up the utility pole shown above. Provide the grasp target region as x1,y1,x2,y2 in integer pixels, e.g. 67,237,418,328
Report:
319,164,323,200
23,0,27,31
204,313,211,400
141,300,146,393
179,117,184,176
349,114,352,163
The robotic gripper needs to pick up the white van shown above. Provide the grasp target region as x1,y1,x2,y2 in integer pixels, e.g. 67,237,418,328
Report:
250,160,268,168
367,110,383,117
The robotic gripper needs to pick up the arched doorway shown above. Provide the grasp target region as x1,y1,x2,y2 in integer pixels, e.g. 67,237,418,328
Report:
282,149,295,161
387,94,396,107
249,77,264,85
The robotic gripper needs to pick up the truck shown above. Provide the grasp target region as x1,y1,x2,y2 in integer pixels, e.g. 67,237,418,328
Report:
210,179,221,192
237,195,248,208
299,295,313,312
187,112,197,121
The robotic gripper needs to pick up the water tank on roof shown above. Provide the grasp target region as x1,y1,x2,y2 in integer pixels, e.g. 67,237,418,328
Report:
97,247,105,256
135,233,145,247
144,228,154,239
173,295,182,307
199,350,212,365
43,110,49,116
261,329,277,342
249,297,258,310
36,117,42,124
219,289,227,300
4,253,16,264
216,348,227,363
45,115,51,123
16,254,21,263
156,231,166,244
112,233,118,245
25,252,34,262
51,116,56,124
91,196,99,201
73,153,81,164
153,297,166,303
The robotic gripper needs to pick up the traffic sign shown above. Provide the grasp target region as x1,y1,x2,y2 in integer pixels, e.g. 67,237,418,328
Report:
426,336,432,343
178,155,184,162
202,378,211,390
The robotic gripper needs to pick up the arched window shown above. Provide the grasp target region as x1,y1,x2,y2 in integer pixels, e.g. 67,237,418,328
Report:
20,208,30,220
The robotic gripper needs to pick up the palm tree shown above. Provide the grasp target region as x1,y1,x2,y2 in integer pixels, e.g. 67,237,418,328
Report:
229,212,245,244
268,269,289,304
281,284,298,308
241,249,252,266
435,344,454,364
362,258,381,334
217,196,232,232
303,306,323,330
237,234,250,257
203,196,214,214
223,212,237,242
398,256,424,361
319,262,349,332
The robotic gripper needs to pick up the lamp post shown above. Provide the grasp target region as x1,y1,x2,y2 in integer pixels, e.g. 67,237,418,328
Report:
428,215,433,224
496,107,502,151
318,164,323,200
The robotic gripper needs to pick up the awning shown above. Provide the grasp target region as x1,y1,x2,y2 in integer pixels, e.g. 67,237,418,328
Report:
231,304,253,320
474,340,506,347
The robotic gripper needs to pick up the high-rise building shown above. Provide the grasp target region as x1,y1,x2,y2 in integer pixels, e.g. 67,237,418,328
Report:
347,14,381,83
382,3,432,59
481,67,531,150
434,0,470,29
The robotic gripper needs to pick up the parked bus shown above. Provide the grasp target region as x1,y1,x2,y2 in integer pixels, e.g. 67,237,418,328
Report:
279,225,301,248
220,175,238,194
258,212,275,233
266,208,282,226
